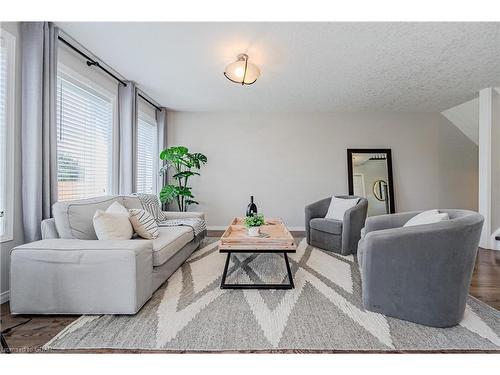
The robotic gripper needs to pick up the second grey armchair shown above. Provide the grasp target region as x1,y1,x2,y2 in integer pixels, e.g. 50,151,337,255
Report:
305,195,368,255
358,209,483,327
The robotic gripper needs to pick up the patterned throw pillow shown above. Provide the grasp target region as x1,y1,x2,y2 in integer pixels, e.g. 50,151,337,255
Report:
133,193,167,222
129,209,159,239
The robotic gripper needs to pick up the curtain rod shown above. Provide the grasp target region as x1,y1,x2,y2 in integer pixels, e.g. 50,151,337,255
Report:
58,35,163,112
138,93,162,112
58,36,128,87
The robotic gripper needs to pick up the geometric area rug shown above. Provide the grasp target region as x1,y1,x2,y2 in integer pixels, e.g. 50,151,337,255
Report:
44,238,500,352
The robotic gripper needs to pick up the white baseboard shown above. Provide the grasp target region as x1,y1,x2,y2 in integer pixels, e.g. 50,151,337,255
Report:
288,226,306,231
0,290,9,304
207,225,305,232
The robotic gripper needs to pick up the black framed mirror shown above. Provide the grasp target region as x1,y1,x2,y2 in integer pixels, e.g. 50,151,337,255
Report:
347,149,395,215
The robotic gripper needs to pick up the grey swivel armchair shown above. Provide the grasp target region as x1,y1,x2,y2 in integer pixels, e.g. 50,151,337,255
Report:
305,195,368,255
358,209,484,327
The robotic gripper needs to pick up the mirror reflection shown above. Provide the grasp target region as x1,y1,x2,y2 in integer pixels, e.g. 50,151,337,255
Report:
348,150,394,216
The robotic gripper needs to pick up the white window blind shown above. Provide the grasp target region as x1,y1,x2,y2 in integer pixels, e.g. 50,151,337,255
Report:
136,113,157,194
56,73,114,201
0,29,15,242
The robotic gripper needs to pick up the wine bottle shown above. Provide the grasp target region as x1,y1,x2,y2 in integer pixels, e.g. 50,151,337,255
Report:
246,196,258,217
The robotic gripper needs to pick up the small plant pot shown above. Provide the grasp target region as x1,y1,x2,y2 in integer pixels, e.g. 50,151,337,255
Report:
248,226,260,237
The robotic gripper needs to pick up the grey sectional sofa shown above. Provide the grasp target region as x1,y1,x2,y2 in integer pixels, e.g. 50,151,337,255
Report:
358,209,483,327
10,195,206,315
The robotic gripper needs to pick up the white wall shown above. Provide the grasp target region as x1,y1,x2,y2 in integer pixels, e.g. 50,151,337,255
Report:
0,22,24,301
491,90,500,238
167,112,478,229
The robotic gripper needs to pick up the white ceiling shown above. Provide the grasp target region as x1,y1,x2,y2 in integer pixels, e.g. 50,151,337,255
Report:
56,22,500,112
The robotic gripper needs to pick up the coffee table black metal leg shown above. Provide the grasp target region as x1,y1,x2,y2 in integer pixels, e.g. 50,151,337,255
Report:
283,252,294,289
220,251,294,289
220,252,232,289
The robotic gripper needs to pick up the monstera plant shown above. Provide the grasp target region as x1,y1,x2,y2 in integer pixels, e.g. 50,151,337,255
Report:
159,146,207,212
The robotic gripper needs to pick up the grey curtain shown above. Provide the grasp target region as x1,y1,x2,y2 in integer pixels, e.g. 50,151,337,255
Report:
21,22,59,242
118,81,138,194
156,107,168,194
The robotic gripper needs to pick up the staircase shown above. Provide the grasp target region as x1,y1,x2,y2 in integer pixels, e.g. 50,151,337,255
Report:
443,93,500,251
494,231,500,251
441,98,479,145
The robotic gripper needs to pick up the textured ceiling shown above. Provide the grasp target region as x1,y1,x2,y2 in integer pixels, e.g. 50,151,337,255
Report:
56,22,500,112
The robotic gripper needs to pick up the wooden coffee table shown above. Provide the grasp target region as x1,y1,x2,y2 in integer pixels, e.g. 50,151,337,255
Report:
219,217,297,289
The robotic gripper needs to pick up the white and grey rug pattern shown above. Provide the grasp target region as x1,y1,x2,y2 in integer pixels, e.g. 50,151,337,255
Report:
44,238,500,352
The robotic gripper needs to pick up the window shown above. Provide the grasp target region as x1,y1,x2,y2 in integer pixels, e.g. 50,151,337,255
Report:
56,70,115,201
136,111,158,194
0,29,15,242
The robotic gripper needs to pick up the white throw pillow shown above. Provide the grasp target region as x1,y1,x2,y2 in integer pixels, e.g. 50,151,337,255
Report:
403,210,449,227
93,202,133,240
129,209,159,239
409,209,439,220
325,197,360,221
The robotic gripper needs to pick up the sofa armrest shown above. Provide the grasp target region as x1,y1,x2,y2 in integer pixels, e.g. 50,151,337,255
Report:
162,211,205,221
11,238,153,253
363,211,420,234
10,239,153,314
305,198,331,243
305,198,331,220
41,218,59,239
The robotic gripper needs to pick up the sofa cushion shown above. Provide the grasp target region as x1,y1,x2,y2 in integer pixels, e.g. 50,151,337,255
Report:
53,196,124,239
150,226,194,266
52,196,143,240
310,218,343,235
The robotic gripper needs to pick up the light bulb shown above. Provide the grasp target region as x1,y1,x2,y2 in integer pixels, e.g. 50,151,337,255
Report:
234,67,245,78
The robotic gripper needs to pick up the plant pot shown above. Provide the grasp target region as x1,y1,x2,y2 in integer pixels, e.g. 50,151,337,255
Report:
248,226,260,237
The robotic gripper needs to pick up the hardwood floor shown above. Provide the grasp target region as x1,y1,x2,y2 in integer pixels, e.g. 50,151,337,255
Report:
1,233,498,353
470,247,500,310
0,305,76,353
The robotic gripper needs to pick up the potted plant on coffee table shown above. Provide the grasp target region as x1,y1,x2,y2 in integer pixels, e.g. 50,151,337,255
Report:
244,214,265,237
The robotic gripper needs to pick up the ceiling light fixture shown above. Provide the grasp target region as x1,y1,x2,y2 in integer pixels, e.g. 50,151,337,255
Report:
224,53,260,85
